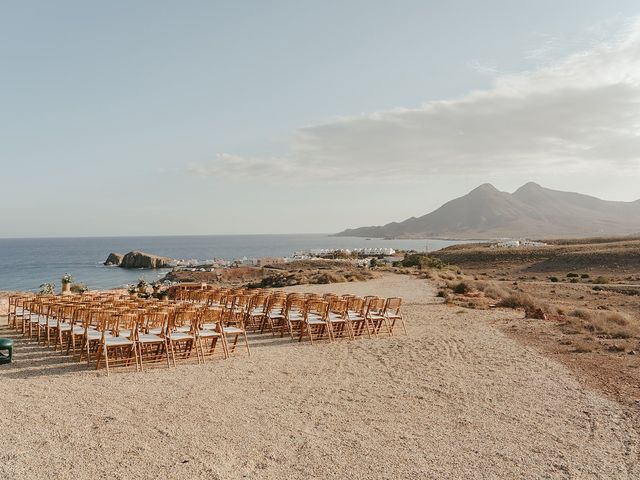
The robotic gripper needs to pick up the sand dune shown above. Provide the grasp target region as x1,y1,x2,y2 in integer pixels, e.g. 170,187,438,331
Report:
1,274,638,479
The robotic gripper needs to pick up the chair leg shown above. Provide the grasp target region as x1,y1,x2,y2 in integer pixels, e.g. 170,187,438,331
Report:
104,345,110,376
164,340,171,368
242,331,250,356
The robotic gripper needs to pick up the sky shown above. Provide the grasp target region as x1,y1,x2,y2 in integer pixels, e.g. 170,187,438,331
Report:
1,0,639,237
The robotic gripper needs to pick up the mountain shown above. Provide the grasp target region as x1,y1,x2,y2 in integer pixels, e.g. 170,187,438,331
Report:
336,182,640,239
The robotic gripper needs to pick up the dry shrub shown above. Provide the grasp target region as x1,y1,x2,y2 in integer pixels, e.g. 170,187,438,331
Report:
605,312,629,326
569,309,593,321
607,343,626,352
586,311,640,339
483,283,509,300
496,292,550,319
497,293,536,310
571,340,594,353
313,272,344,284
437,290,451,303
453,281,472,294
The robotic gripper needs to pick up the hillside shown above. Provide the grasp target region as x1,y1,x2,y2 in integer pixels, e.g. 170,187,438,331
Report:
337,182,640,239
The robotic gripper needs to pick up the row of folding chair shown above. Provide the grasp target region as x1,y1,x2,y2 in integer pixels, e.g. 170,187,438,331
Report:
6,293,250,375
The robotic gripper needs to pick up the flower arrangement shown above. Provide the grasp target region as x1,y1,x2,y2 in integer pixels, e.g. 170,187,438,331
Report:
61,273,74,284
39,283,55,295
70,282,88,294
127,284,137,295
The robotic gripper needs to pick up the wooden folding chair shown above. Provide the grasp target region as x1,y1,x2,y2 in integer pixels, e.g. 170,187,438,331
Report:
221,305,251,357
165,309,198,366
261,295,286,334
196,307,225,361
95,312,139,375
299,300,331,344
285,295,306,339
346,297,370,338
327,298,352,340
364,297,390,336
137,310,171,370
383,297,406,335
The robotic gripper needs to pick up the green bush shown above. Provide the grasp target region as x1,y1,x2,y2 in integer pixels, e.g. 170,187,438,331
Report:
593,276,609,284
549,276,559,282
581,274,590,279
566,273,579,278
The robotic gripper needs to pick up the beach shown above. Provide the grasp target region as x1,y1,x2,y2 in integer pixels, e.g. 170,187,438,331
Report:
1,273,638,479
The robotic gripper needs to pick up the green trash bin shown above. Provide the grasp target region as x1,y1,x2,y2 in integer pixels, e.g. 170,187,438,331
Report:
0,338,13,364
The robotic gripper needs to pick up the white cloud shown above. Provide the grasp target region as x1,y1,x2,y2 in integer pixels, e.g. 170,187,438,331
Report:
468,59,499,75
192,19,640,183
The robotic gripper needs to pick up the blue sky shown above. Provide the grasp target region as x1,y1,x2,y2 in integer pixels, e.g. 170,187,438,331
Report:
2,1,639,236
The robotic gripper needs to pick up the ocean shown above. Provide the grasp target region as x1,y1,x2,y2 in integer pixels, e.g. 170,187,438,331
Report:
0,234,466,291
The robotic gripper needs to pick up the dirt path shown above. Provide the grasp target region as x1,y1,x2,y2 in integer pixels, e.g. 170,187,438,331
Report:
1,274,638,479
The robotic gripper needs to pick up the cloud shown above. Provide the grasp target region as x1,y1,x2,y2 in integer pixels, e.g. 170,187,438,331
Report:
468,59,499,75
192,19,640,183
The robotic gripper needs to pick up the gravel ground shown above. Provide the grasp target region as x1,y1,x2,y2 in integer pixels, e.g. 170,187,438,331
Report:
1,274,638,479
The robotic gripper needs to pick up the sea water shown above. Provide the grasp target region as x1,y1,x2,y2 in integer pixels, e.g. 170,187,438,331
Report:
0,234,466,291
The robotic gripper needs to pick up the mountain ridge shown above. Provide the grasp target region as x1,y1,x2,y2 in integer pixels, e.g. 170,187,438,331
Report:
336,183,640,239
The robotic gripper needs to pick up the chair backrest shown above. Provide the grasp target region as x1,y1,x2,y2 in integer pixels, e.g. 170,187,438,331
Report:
198,308,222,331
365,297,385,316
286,296,306,315
266,296,286,313
329,298,348,316
144,310,169,335
384,297,402,315
306,300,328,320
346,297,365,315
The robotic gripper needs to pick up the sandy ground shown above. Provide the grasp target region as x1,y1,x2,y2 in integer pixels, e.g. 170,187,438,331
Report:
1,274,639,479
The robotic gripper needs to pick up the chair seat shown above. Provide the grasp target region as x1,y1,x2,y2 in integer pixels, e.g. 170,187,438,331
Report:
168,332,194,341
201,323,219,330
139,333,164,343
385,313,402,319
198,329,221,338
86,330,108,340
268,312,285,319
105,336,134,346
223,326,244,334
149,327,163,335
72,325,85,335
328,313,345,322
307,317,327,325
176,326,191,333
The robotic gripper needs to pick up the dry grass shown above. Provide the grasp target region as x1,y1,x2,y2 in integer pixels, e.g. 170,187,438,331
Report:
571,340,594,353
496,292,536,310
566,310,640,339
452,281,472,294
568,309,593,320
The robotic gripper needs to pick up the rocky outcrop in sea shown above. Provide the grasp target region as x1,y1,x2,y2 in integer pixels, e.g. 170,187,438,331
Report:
104,251,173,269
